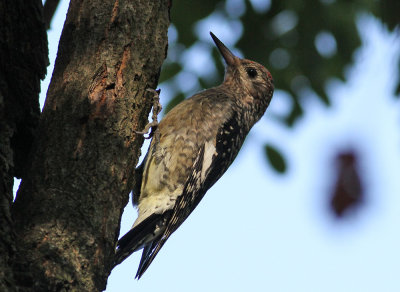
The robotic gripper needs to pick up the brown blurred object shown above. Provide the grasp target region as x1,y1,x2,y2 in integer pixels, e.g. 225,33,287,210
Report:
330,151,365,218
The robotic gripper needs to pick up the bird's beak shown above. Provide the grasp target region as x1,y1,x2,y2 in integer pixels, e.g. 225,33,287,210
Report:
210,32,237,66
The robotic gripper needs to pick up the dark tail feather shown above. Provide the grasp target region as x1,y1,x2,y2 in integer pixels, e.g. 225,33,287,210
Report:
135,236,171,279
135,241,158,279
113,213,165,267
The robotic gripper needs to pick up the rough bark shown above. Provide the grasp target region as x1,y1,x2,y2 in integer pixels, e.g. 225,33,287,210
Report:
10,0,170,291
0,0,48,291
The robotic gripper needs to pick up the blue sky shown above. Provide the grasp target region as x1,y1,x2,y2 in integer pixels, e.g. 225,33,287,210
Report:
31,2,400,291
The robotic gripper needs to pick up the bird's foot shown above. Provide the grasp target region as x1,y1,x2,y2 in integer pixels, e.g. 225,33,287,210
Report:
135,88,162,139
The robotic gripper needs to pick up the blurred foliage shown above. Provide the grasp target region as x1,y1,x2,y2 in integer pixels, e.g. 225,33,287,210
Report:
265,144,287,173
330,151,364,218
158,0,400,173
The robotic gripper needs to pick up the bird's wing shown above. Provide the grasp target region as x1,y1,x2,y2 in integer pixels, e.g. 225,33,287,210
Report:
135,113,244,278
134,144,206,278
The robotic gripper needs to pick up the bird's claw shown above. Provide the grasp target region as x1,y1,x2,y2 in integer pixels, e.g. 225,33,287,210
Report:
135,88,162,139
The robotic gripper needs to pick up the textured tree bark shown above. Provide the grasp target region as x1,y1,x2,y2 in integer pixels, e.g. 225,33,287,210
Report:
11,0,170,291
0,0,48,291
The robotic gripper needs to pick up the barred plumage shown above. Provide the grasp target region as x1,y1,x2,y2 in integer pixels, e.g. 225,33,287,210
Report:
114,32,274,279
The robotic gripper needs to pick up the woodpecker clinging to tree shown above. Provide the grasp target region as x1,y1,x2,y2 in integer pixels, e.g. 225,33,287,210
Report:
114,32,274,279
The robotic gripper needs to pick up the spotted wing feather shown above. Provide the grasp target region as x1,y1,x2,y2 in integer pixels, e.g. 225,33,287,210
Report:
135,113,245,278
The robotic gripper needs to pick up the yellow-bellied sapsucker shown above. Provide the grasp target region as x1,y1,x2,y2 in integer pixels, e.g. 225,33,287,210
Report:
114,32,274,279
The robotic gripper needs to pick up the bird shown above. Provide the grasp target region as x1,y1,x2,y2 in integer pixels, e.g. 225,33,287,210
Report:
114,31,274,279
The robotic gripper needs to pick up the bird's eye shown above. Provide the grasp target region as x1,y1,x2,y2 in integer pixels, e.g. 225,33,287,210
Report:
246,68,258,78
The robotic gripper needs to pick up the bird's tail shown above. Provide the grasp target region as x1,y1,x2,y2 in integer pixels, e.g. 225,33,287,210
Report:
135,240,158,279
113,210,173,275
114,213,164,267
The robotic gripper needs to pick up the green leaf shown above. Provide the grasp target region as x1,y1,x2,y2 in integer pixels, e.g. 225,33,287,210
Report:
264,144,287,174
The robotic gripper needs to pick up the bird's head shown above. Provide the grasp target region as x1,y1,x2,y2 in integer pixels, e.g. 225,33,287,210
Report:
210,32,274,107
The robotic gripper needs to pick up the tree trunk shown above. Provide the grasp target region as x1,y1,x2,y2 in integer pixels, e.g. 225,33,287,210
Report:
8,0,170,291
0,0,48,290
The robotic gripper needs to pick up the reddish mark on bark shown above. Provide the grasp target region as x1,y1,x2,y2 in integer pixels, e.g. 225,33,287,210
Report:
116,46,130,91
86,47,129,124
42,234,49,243
88,64,108,103
110,0,119,23
73,124,87,159
88,64,116,120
